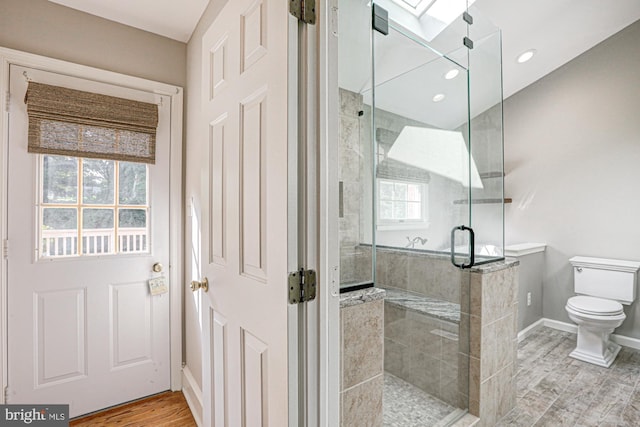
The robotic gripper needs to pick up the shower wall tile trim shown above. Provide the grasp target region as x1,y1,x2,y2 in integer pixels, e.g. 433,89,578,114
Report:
340,295,385,426
467,261,519,427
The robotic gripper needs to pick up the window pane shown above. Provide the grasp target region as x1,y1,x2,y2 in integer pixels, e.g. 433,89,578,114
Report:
82,159,115,205
119,208,147,228
407,202,421,219
379,181,394,200
42,208,77,257
118,209,148,253
43,208,77,229
393,183,407,200
379,201,393,220
83,208,114,229
407,184,422,202
42,155,78,204
119,162,147,205
393,201,407,219
82,208,114,255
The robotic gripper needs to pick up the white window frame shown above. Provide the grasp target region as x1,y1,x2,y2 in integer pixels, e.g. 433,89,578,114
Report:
377,178,429,230
37,154,151,259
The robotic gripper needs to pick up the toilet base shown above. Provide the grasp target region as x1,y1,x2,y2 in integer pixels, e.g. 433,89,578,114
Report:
569,340,620,368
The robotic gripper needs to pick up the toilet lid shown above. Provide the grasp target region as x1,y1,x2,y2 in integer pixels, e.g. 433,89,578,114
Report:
567,295,623,316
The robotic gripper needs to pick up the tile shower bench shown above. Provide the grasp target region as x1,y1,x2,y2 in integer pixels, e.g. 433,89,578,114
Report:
383,287,461,324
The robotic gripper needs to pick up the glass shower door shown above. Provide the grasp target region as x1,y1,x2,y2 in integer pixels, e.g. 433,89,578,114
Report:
369,2,475,424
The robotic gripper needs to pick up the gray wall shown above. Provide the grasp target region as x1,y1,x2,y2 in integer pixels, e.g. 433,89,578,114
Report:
513,251,545,332
0,0,186,87
504,20,640,337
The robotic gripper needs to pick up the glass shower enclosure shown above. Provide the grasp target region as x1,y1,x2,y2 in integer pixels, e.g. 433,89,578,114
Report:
338,0,504,425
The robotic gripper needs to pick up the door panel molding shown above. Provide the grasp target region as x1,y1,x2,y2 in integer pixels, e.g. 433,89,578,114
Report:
240,328,268,426
34,288,87,387
109,282,152,369
0,47,184,404
212,310,228,427
240,0,267,73
209,113,228,267
239,87,268,282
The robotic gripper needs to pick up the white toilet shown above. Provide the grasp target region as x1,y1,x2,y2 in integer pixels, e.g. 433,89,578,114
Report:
565,256,640,367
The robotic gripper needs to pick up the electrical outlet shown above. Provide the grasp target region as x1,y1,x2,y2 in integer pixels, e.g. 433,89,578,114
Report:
527,292,532,306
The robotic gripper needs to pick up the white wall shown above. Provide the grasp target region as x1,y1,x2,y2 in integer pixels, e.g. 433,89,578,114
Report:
0,0,186,86
504,19,640,337
183,0,230,397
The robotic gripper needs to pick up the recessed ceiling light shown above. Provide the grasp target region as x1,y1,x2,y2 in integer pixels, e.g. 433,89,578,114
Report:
444,69,459,80
517,49,536,64
432,93,446,102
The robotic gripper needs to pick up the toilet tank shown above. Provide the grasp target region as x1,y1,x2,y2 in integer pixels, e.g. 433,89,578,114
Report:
570,256,640,305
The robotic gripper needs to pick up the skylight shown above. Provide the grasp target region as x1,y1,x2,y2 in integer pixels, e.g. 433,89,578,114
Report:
390,0,476,23
401,0,423,9
426,0,476,24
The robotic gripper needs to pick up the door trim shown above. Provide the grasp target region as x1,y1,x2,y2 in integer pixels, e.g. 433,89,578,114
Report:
291,0,341,424
0,46,184,402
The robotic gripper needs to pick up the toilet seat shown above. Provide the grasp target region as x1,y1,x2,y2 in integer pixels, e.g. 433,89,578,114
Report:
567,295,623,316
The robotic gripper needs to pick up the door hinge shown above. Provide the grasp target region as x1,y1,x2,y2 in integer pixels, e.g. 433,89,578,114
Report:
288,268,316,304
4,91,10,113
290,0,316,24
2,239,7,260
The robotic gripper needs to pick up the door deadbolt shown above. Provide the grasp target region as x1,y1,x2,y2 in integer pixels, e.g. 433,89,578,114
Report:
190,278,209,292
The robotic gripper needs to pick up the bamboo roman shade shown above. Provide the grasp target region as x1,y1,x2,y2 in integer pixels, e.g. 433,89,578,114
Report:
25,82,158,164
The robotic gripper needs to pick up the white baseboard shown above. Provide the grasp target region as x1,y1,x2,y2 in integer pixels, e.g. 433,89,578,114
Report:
542,318,577,334
611,332,640,350
517,318,545,342
519,317,640,351
182,366,203,427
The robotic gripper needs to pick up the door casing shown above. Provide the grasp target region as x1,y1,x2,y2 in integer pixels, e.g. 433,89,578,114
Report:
0,47,184,402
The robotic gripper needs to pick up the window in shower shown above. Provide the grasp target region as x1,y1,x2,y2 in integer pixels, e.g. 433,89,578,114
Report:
377,179,428,226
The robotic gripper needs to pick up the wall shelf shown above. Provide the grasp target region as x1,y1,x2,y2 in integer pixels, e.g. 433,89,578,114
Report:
453,198,512,205
479,171,504,179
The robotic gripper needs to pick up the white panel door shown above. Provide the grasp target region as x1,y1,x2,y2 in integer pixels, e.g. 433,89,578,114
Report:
198,0,291,425
6,65,171,418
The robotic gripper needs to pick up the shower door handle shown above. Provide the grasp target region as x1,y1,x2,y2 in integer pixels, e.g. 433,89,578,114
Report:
450,225,475,269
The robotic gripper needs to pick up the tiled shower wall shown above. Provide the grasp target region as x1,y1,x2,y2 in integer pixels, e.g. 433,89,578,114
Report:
468,261,519,427
376,248,462,303
378,248,467,407
378,247,519,425
339,88,371,285
340,290,385,426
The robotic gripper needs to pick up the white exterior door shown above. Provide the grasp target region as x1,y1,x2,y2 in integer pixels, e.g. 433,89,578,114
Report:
6,65,171,417
197,0,292,425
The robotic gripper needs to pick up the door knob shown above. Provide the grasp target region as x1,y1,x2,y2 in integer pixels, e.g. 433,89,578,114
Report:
152,262,163,272
190,278,209,292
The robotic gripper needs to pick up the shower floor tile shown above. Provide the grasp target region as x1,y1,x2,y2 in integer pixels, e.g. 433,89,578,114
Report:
383,372,458,427
496,326,640,427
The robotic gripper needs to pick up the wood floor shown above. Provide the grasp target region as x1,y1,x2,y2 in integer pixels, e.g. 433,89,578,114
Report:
496,327,640,426
70,391,196,427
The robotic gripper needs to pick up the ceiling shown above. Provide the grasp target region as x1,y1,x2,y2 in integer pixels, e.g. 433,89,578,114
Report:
48,0,640,124
339,0,640,128
48,0,210,42
479,0,640,100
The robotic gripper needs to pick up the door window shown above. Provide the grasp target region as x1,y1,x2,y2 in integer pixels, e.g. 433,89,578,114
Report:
39,154,149,258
